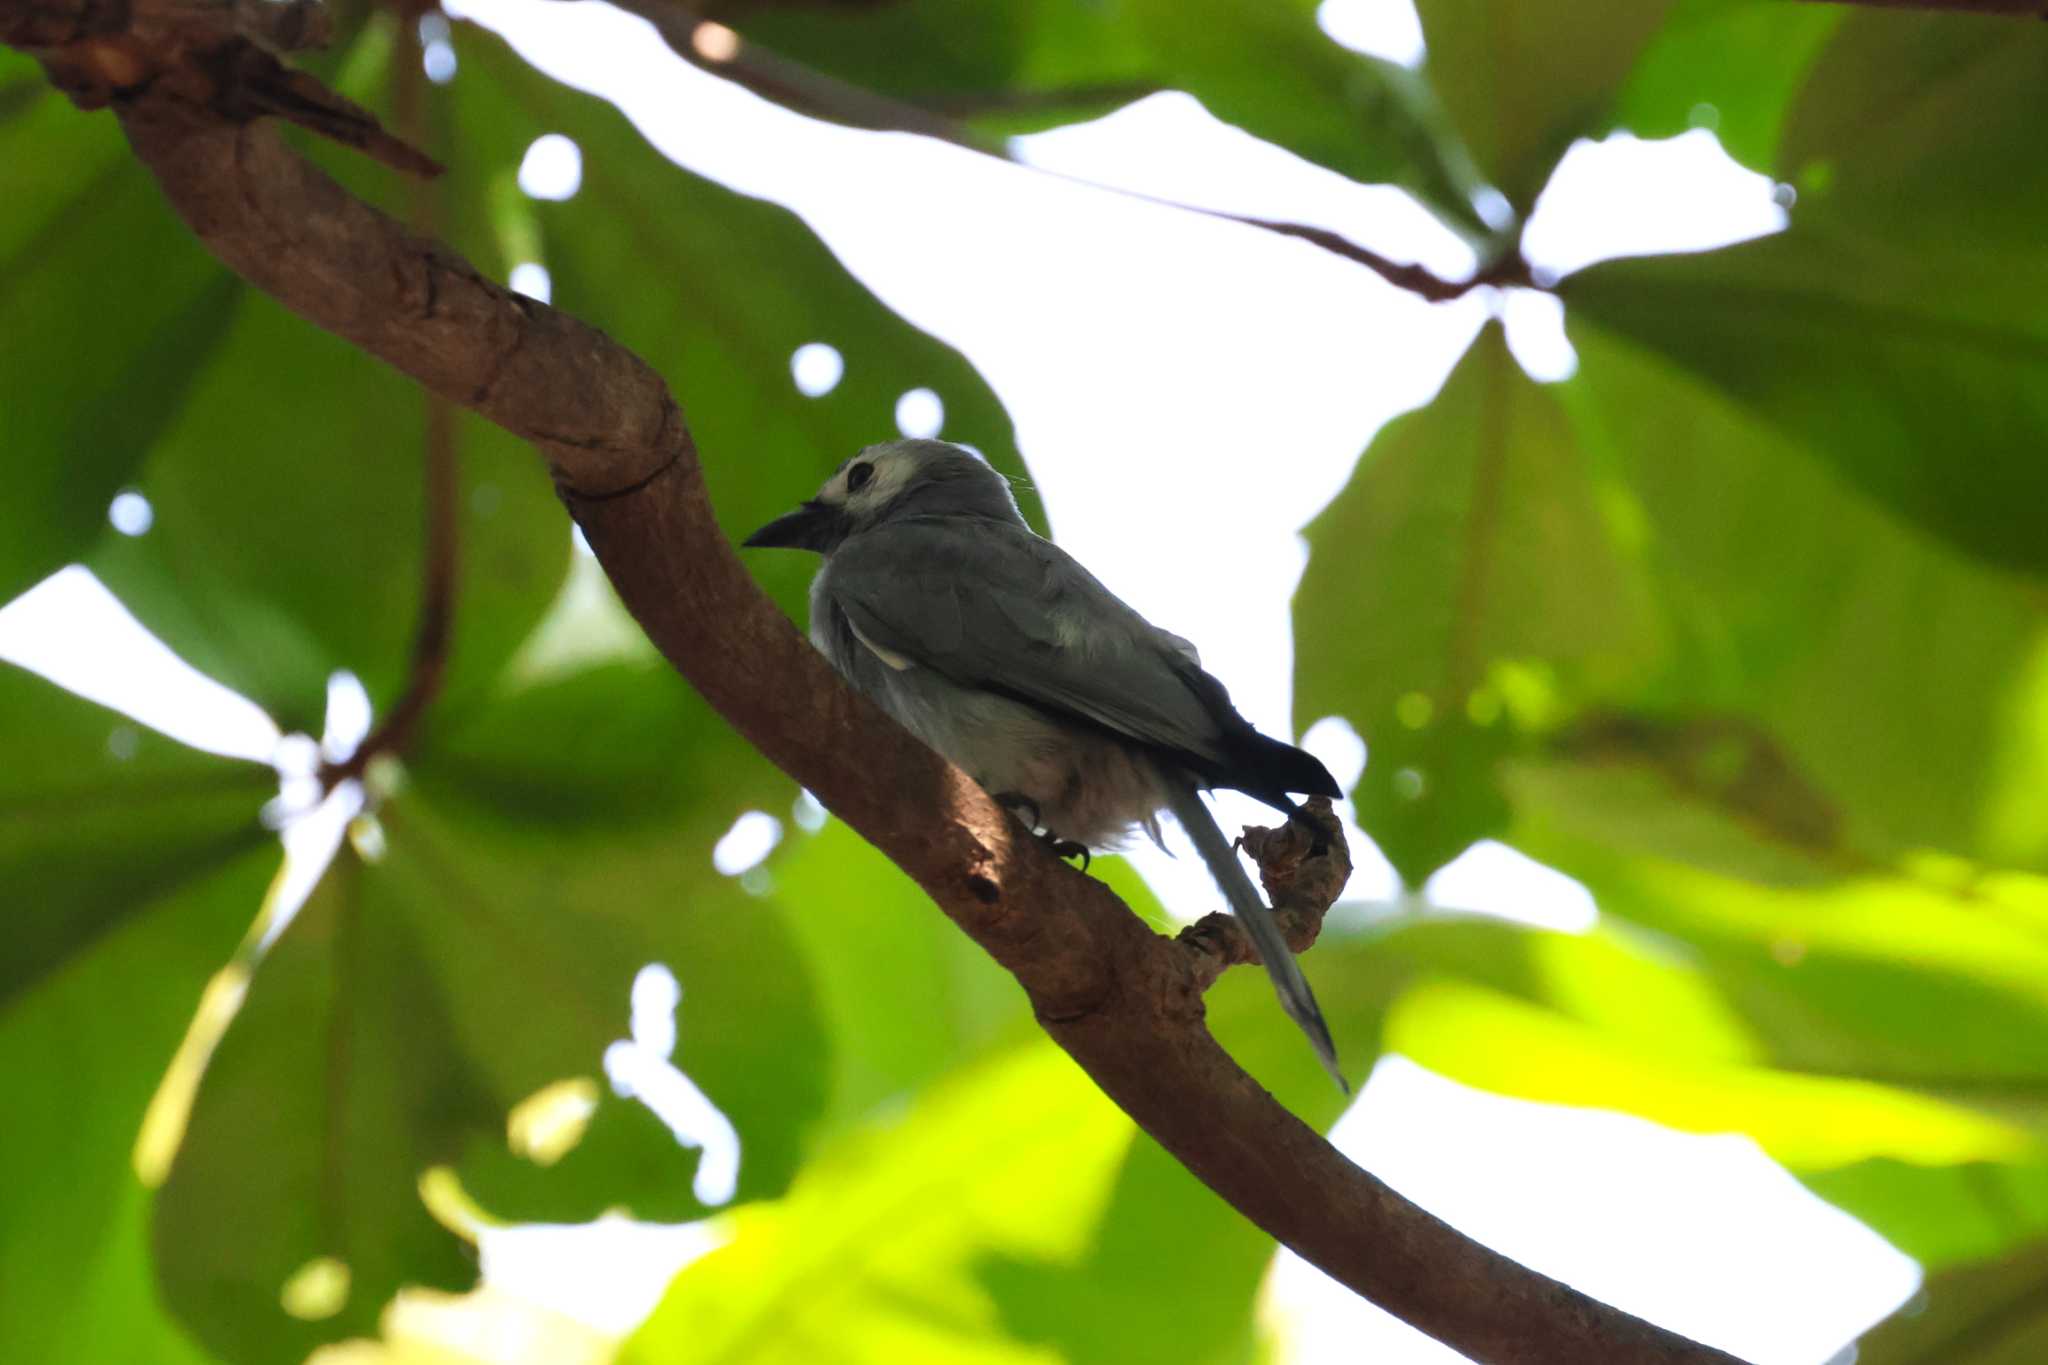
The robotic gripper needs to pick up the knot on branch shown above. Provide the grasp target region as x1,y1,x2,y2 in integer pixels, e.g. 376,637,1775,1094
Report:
1179,796,1350,991
10,0,438,175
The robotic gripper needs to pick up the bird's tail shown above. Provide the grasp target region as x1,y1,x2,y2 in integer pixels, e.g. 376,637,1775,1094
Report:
1162,780,1347,1093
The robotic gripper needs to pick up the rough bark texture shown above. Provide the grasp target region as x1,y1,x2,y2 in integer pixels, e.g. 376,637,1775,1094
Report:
0,1,1773,1360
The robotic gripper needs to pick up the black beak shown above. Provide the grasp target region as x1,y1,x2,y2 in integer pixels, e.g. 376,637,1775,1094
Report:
743,500,845,552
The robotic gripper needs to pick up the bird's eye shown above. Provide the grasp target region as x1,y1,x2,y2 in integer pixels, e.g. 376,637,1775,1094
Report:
846,462,874,493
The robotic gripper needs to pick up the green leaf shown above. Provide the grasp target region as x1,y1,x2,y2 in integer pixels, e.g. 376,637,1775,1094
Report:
619,1044,1132,1365
87,286,571,732
1293,325,1660,884
409,656,780,832
0,67,243,607
450,26,1039,620
154,669,831,1363
1385,977,2029,1171
1856,1239,2048,1365
1414,0,1678,211
766,819,1037,1130
1556,321,2047,869
0,663,272,1005
1610,0,1843,170
1567,13,2048,577
1808,1160,2048,1274
0,662,274,1364
1513,833,2048,1100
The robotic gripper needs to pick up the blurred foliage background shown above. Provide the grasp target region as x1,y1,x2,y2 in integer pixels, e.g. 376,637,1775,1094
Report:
4,0,2048,1361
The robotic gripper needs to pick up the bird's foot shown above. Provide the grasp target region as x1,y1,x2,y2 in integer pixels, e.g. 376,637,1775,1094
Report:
1282,801,1331,858
1043,833,1091,872
993,791,1042,832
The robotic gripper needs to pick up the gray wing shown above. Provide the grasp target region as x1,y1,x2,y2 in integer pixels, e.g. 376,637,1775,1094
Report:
820,519,1228,766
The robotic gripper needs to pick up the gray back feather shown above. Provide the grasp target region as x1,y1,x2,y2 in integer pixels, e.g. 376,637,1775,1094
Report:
820,519,1228,767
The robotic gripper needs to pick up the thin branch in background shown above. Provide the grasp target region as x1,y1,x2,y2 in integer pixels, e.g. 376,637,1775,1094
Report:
320,3,458,791
616,1,1523,302
911,80,1166,118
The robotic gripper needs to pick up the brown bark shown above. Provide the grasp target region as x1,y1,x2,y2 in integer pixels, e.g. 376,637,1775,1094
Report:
2,2,1757,1360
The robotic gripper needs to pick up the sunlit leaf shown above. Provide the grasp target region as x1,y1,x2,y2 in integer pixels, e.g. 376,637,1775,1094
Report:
1294,325,1661,884
1808,1160,2048,1274
1514,831,2048,1099
1856,1239,2048,1365
0,662,274,1363
1386,978,2029,1171
766,819,1035,1130
619,1044,1130,1365
154,667,830,1363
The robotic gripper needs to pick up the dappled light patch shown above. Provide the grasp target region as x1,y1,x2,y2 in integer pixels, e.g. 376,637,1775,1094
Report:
894,386,943,438
281,1256,351,1322
518,132,583,201
508,1078,602,1167
107,490,152,536
711,809,781,875
604,965,741,1207
508,261,551,303
788,340,842,397
1501,288,1577,383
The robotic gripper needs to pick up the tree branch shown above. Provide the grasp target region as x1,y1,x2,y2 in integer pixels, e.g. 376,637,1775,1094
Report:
2,4,1748,1360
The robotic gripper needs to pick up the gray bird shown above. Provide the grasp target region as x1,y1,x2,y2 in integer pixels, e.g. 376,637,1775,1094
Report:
745,438,1345,1088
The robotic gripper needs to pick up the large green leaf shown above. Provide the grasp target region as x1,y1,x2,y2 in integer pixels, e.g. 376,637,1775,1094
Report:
619,1044,1132,1365
767,819,1037,1131
1567,11,2048,577
0,662,275,1363
1856,1240,2048,1365
1610,0,1843,171
1386,977,2028,1171
1413,0,1678,211
1293,325,1661,885
1388,825,2048,1264
0,50,243,607
86,287,571,732
1557,322,2046,869
694,0,1486,232
451,26,1038,619
1520,836,2048,1094
153,668,831,1363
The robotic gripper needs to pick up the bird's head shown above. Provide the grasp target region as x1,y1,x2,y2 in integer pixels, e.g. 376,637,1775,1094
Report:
742,439,1025,554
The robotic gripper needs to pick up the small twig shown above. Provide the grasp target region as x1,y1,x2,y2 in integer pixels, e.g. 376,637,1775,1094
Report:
612,0,1520,303
4,0,440,174
912,81,1166,118
319,6,457,790
1181,797,1350,991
